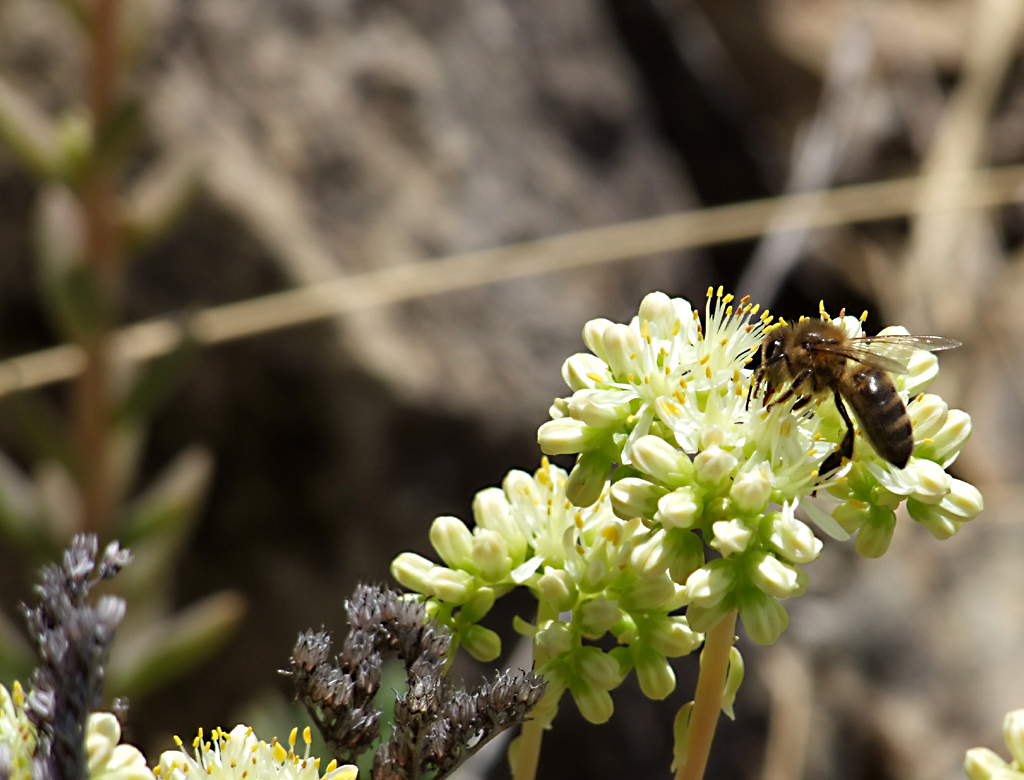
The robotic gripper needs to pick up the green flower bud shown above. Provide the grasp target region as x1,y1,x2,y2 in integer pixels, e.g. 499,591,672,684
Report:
424,567,474,604
535,621,575,659
472,529,512,582
964,748,1009,780
631,529,670,578
538,567,578,612
721,646,744,720
672,702,694,772
855,505,896,558
684,559,736,608
710,519,753,557
429,516,475,570
908,393,948,440
566,451,612,508
601,323,642,379
767,506,822,565
634,644,676,700
569,679,614,724
562,352,610,391
582,317,614,362
685,598,736,634
833,500,871,533
610,478,666,521
570,388,634,428
538,418,602,455
943,478,984,519
655,487,703,529
459,586,496,623
642,615,702,657
576,646,622,691
1004,709,1024,767
665,528,705,585
631,435,694,487
746,551,805,599
460,623,501,662
578,596,623,638
908,458,952,505
549,396,570,419
907,499,962,540
737,587,789,645
694,444,737,486
620,573,686,612
730,465,772,514
472,487,528,566
390,552,435,592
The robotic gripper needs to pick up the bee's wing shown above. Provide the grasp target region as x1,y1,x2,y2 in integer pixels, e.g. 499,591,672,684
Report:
814,335,960,375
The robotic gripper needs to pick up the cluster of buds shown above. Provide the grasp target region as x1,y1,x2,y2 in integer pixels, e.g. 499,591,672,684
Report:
965,710,1024,780
391,289,982,725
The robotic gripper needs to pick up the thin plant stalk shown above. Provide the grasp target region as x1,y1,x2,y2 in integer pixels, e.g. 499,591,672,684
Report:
78,0,123,534
509,603,559,780
674,610,738,780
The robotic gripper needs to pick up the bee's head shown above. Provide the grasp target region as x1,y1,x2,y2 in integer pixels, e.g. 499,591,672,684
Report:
761,332,788,367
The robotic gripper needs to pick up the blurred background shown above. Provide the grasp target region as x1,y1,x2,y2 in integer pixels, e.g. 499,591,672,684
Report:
0,0,1022,778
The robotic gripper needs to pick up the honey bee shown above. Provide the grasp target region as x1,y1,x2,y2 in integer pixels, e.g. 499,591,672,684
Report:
749,318,959,473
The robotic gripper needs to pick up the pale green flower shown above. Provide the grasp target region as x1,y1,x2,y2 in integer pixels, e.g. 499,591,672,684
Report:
87,712,153,780
0,682,34,780
965,708,1024,780
155,726,356,780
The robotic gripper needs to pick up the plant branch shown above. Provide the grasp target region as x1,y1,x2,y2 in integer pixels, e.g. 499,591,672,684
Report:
675,609,738,780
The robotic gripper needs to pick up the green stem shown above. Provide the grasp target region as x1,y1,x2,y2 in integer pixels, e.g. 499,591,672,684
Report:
510,603,559,780
674,610,738,780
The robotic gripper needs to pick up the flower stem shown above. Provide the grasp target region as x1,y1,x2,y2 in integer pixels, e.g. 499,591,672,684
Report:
510,603,559,780
675,609,738,780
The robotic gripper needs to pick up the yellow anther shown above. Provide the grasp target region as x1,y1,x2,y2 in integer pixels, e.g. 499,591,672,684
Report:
575,514,584,529
733,368,740,382
860,310,869,322
672,320,681,335
155,769,163,777
839,307,846,317
576,544,584,554
601,525,621,545
326,761,338,773
724,293,734,304
679,377,688,388
629,352,637,360
726,306,733,316
273,743,287,763
640,321,649,338
849,499,868,510
587,372,603,382
717,285,724,297
705,366,712,378
289,728,297,748
720,337,728,347
707,286,714,298
626,373,634,383
750,303,760,315
921,437,934,444
699,354,710,365
810,470,819,478
174,736,184,747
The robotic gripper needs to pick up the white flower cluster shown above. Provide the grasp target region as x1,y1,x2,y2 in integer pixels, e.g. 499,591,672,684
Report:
390,289,982,723
0,682,153,780
155,726,357,780
965,709,1024,780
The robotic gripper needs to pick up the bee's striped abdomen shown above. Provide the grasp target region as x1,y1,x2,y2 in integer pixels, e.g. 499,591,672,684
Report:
844,368,913,468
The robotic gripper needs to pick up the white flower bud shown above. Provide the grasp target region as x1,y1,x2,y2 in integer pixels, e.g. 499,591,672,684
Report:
854,506,896,558
638,291,678,338
601,323,643,379
87,712,121,770
562,352,611,392
472,488,528,564
460,624,501,662
634,644,676,700
582,317,615,362
565,451,611,508
694,444,737,486
908,394,948,440
631,529,669,577
569,388,634,428
538,418,601,455
538,567,578,612
964,747,1010,780
710,519,753,557
472,529,512,582
655,487,703,529
738,588,789,645
942,478,984,520
643,615,702,657
610,478,665,521
1004,709,1024,767
721,646,744,719
535,621,575,658
424,567,474,604
665,528,705,584
768,505,822,565
903,349,939,397
429,516,475,570
908,498,961,540
390,552,435,592
577,647,622,691
583,557,609,590
684,561,736,608
549,396,570,419
908,458,952,505
571,683,614,725
730,464,772,514
746,552,805,599
924,409,972,467
630,435,694,486
578,596,623,638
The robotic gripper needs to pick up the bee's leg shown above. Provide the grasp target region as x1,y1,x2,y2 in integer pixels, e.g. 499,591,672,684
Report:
766,368,813,411
821,390,855,474
791,395,813,412
745,369,760,411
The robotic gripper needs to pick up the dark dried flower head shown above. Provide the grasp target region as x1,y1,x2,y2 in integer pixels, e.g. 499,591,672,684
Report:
285,584,545,780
